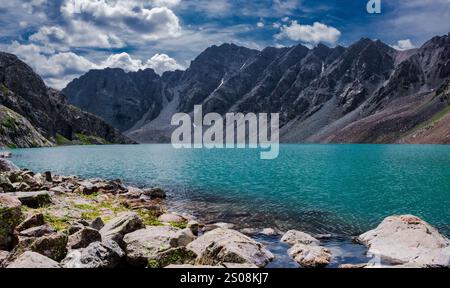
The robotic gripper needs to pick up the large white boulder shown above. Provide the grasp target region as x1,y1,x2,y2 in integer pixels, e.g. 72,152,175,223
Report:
358,215,450,267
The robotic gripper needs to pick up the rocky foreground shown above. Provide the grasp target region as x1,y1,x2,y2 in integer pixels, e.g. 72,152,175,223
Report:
1,158,450,268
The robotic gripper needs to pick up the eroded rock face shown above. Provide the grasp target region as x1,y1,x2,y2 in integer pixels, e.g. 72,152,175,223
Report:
357,215,450,267
99,212,144,245
187,228,274,268
288,244,332,268
123,226,191,267
6,251,61,268
61,241,124,268
0,194,22,250
281,230,320,246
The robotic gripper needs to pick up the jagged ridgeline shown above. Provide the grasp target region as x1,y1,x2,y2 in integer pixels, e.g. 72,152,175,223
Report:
64,34,450,144
0,52,134,148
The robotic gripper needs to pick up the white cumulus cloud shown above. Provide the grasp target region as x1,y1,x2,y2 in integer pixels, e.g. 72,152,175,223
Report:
275,20,341,46
392,39,416,51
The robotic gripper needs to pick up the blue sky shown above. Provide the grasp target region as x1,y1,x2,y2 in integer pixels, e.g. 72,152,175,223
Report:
1,0,449,89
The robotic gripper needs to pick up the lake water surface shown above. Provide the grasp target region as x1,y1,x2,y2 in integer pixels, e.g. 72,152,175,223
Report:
10,144,450,266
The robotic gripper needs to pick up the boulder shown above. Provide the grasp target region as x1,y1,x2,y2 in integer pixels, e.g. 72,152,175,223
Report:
0,158,19,172
339,263,368,269
142,188,166,199
187,220,199,236
90,217,105,230
0,174,14,192
6,251,61,268
8,232,68,262
67,227,102,250
288,244,332,268
187,228,274,268
147,247,197,268
281,230,320,246
49,186,70,195
222,262,259,268
0,194,22,250
19,225,55,238
158,213,186,224
123,226,189,267
261,228,279,236
74,181,98,195
4,191,51,208
61,240,124,268
44,171,52,182
357,215,450,267
204,222,235,232
99,212,144,244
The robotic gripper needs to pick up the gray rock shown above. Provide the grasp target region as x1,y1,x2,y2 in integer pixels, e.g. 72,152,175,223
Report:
0,174,14,192
19,225,55,238
187,220,199,236
123,226,187,267
187,228,274,268
222,262,259,268
90,217,105,230
4,191,51,208
99,212,144,244
357,215,450,267
0,250,9,265
158,213,186,224
0,159,19,172
75,181,98,195
7,232,68,263
67,227,102,250
61,240,124,268
142,188,166,199
288,244,332,268
0,194,22,250
281,230,320,246
6,251,61,268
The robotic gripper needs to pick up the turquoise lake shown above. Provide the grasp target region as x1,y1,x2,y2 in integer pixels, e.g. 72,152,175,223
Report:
10,144,450,237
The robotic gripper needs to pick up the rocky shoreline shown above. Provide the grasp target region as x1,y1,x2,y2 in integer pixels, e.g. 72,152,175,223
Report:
1,158,450,268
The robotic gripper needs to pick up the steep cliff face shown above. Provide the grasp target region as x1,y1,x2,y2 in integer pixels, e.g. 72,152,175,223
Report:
64,33,450,144
0,52,134,147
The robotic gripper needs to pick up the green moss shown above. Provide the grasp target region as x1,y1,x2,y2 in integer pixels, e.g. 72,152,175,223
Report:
137,209,162,226
147,248,196,268
169,221,188,229
44,214,70,231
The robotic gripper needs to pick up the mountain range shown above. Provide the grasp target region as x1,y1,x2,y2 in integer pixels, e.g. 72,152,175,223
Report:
0,52,134,148
64,33,450,145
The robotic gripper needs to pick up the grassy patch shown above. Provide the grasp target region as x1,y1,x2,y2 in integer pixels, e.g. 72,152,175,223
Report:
147,249,196,268
0,83,8,95
137,209,162,226
44,214,70,231
75,133,110,145
55,134,72,145
170,221,188,229
411,104,450,133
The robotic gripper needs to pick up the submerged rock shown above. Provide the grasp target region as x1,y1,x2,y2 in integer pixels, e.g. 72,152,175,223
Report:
0,194,22,250
187,228,274,268
357,215,450,267
288,244,332,268
99,212,144,245
61,240,124,268
281,230,320,246
6,251,61,268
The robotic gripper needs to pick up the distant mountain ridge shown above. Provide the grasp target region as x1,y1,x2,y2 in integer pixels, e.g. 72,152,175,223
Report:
0,52,134,148
64,34,450,144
